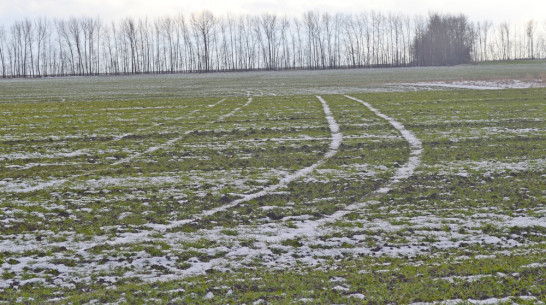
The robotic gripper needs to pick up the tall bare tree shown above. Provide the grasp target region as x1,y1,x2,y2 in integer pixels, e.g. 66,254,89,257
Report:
526,20,537,59
258,14,279,69
0,25,6,77
191,11,216,71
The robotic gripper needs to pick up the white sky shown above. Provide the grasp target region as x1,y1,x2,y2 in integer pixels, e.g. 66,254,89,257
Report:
1,0,545,25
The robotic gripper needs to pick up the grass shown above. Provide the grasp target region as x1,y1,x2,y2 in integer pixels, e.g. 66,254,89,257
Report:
0,64,545,303
1,248,543,304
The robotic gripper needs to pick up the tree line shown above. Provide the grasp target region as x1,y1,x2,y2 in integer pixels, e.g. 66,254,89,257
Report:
0,11,545,77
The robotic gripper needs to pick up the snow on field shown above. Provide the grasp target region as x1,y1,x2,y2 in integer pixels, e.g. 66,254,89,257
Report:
408,80,544,90
418,159,546,177
208,98,226,108
0,93,458,283
217,97,253,121
0,86,544,295
0,179,68,193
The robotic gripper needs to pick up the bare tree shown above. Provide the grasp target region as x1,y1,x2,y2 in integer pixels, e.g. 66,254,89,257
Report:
258,14,279,69
475,20,492,61
34,18,49,76
526,19,537,59
121,18,139,73
291,18,304,68
10,22,25,76
0,25,6,77
498,22,511,60
66,18,85,74
191,11,216,71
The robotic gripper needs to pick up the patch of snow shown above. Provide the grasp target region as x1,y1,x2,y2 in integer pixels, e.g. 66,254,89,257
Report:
330,276,346,283
0,179,67,193
204,292,214,300
349,294,366,300
333,285,349,291
217,97,253,121
408,80,544,90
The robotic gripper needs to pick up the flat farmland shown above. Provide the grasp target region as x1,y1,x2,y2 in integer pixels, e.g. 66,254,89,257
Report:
0,63,545,304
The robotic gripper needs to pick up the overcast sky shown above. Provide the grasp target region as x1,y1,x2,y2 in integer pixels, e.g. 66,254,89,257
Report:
1,0,545,25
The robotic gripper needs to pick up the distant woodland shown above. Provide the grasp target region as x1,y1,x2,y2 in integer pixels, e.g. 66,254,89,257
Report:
0,11,545,77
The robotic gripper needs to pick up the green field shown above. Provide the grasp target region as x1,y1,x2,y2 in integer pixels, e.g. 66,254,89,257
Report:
0,64,545,304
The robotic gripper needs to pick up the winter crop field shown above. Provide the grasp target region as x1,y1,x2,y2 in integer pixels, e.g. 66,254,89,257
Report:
0,62,545,304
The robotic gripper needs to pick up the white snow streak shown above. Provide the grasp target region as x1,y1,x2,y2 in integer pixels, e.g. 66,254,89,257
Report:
0,179,68,193
217,97,252,121
208,98,226,108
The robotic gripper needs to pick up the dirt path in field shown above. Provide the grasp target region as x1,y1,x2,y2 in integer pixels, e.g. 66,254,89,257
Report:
152,95,343,231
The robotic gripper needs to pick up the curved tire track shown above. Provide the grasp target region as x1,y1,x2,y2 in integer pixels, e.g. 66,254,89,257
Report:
152,95,343,231
156,94,423,278
257,94,423,242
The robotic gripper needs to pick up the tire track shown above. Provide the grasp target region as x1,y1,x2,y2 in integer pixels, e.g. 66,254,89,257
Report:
216,97,253,122
113,97,252,165
256,94,423,241
151,95,342,231
344,95,422,193
142,94,423,278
